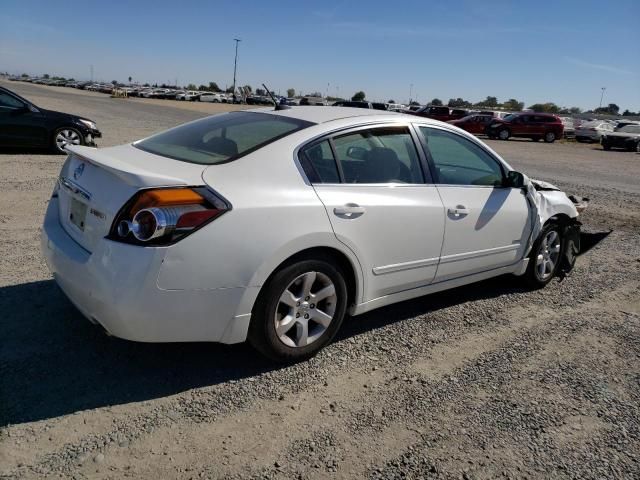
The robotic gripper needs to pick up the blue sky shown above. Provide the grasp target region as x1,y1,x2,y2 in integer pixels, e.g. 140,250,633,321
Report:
1,0,638,110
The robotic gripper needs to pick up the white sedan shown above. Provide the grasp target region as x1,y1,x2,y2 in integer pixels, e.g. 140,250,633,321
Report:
41,107,584,361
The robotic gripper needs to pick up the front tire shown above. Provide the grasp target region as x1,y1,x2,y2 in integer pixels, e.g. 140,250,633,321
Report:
53,127,83,154
248,258,348,362
544,131,556,143
498,128,510,140
524,223,563,288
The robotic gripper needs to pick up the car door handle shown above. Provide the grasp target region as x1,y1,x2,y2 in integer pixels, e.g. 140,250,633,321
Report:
448,205,470,217
334,204,365,218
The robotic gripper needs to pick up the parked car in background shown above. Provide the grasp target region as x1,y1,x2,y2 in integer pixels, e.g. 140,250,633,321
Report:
447,114,494,135
560,117,575,138
299,96,326,106
574,120,614,143
199,92,227,103
41,107,583,362
409,105,469,122
0,85,101,153
332,101,372,109
487,113,564,143
600,124,640,151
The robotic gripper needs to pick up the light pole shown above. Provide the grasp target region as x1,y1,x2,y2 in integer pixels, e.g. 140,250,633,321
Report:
599,87,606,109
232,38,241,101
409,83,413,104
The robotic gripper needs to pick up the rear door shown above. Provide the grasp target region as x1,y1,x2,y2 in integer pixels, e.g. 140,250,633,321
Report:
301,125,445,300
416,125,532,282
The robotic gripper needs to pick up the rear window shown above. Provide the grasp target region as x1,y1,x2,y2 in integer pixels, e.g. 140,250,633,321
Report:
134,111,314,164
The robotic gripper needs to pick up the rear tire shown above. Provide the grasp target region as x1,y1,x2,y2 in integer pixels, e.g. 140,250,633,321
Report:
543,131,556,143
524,223,564,289
248,258,348,363
602,142,611,151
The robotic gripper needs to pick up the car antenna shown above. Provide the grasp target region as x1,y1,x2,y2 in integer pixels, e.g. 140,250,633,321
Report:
263,83,290,110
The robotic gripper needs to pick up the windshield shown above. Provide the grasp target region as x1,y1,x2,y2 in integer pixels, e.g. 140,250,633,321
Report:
135,111,314,164
617,125,640,133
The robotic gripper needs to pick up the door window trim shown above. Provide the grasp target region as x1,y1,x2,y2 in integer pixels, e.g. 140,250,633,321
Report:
412,124,508,188
296,122,433,186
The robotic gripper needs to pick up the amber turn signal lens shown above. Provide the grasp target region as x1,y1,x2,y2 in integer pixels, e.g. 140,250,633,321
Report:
129,188,204,213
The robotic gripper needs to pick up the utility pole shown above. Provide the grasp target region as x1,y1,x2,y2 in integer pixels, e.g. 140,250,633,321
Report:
409,83,413,104
90,65,93,82
232,38,241,100
599,87,606,109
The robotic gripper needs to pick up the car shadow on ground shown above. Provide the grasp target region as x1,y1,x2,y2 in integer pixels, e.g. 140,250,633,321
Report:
0,231,610,427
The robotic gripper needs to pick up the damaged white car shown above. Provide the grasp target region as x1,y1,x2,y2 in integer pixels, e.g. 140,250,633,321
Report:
41,107,587,362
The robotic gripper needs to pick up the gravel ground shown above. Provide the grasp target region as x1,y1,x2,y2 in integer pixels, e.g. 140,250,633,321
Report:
1,81,639,480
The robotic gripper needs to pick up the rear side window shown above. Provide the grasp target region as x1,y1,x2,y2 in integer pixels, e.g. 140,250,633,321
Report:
419,127,504,186
333,128,424,184
301,140,340,183
135,111,314,165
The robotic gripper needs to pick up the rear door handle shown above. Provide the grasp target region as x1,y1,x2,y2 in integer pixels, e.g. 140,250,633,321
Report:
334,203,365,218
448,205,470,217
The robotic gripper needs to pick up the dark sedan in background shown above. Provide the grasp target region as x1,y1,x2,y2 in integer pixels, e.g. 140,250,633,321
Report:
600,124,640,151
0,86,101,153
447,114,494,134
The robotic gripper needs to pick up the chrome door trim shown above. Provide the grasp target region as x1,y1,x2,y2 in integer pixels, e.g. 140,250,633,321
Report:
439,244,520,265
372,256,440,275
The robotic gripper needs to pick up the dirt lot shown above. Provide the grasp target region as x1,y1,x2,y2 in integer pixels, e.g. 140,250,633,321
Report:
1,81,639,479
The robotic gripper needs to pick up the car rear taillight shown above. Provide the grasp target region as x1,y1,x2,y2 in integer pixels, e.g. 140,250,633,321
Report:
110,187,230,245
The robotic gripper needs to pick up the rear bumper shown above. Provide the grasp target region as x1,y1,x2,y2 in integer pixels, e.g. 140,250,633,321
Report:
41,197,253,344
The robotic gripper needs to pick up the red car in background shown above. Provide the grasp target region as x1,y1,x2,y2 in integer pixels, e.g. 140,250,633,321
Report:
486,112,564,143
409,105,470,122
447,114,494,135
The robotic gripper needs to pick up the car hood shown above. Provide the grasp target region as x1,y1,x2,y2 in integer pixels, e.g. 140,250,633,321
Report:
41,108,95,125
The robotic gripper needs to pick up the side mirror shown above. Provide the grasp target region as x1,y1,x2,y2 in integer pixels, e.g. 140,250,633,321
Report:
505,171,525,188
346,146,367,160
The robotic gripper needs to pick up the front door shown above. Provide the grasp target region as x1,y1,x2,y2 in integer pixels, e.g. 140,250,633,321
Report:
300,126,445,301
0,91,47,147
416,126,532,282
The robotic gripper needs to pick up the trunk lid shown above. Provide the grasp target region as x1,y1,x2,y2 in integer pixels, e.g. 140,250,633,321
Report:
57,144,206,252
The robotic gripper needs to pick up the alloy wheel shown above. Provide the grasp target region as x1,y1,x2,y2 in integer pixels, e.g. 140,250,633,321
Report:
535,230,561,281
545,132,556,142
55,129,81,152
498,129,509,140
274,271,337,348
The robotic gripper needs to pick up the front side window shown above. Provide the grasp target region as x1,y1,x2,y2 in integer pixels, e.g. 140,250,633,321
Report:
419,127,504,186
332,127,425,184
135,111,313,164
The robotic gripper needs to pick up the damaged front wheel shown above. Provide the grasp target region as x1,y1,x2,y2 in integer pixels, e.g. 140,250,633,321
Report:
524,223,564,288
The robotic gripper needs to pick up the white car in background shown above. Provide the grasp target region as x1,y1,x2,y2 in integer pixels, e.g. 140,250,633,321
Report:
199,92,226,103
575,120,614,142
177,90,201,101
41,107,584,362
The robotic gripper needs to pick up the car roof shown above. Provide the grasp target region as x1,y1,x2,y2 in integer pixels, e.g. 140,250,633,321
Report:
251,106,410,124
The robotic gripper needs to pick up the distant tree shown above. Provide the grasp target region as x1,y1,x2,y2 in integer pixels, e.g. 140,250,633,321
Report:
198,84,208,91
594,103,620,115
528,102,560,113
225,86,235,93
111,80,118,85
569,107,582,114
243,84,252,93
255,88,266,96
308,91,323,98
447,97,472,108
387,99,396,103
430,98,443,106
351,91,366,102
410,101,421,106
622,109,638,116
186,83,197,90
21,73,28,77
475,96,498,108
128,76,132,83
208,82,221,92
143,83,150,87
287,88,296,98
502,98,525,111
43,74,50,79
